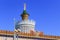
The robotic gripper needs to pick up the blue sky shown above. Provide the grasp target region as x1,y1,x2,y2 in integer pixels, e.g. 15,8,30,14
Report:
0,0,60,36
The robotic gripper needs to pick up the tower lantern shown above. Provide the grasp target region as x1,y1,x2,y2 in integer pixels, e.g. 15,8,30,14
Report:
21,3,29,20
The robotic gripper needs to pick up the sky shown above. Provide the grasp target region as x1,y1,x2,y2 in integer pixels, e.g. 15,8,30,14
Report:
0,0,60,36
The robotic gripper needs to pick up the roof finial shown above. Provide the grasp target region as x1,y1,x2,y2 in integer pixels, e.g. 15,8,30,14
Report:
24,3,26,10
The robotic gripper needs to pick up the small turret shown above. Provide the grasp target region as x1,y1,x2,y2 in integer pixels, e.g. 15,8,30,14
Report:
15,3,35,33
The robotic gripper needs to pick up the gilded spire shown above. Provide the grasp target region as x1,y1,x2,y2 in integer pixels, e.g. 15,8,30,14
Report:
24,3,26,10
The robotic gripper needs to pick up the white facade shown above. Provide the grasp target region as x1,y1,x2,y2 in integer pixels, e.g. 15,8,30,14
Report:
0,36,13,40
0,36,59,40
15,20,35,33
0,36,38,40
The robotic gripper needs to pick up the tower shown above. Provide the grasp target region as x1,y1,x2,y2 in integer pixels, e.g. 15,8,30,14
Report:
15,3,35,33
